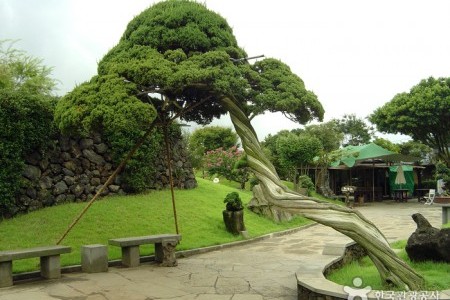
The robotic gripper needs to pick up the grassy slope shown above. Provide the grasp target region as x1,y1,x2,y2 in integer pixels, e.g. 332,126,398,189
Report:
0,177,311,273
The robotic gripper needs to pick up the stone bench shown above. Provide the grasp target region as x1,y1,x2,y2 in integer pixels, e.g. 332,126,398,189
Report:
109,234,181,268
442,204,450,224
0,245,71,287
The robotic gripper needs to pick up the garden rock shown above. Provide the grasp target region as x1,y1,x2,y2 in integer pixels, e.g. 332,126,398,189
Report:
50,163,62,174
80,138,94,149
90,177,101,186
63,161,77,172
54,181,68,195
405,213,450,262
55,194,67,203
64,176,75,186
23,165,41,181
108,185,120,192
71,184,84,197
94,143,108,154
62,168,75,177
82,149,105,166
39,158,49,171
39,176,53,189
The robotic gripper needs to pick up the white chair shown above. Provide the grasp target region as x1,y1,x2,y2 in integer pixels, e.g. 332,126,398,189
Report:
424,189,436,205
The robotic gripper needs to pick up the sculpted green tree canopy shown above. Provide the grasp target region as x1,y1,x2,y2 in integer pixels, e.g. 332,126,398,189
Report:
55,0,423,290
56,0,323,136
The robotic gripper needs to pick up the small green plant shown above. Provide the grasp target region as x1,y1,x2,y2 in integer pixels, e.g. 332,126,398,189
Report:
224,192,243,211
298,175,315,195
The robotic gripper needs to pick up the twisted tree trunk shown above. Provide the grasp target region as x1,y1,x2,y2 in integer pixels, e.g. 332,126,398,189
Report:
221,96,423,290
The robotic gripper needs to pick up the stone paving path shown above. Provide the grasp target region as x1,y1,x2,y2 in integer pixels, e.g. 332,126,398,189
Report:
0,200,443,300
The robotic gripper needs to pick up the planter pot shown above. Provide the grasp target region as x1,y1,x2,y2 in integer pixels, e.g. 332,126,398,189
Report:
223,209,245,235
435,196,450,204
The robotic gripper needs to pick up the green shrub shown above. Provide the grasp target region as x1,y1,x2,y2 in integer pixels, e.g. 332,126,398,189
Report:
0,90,55,217
107,129,163,193
298,175,315,195
421,179,436,189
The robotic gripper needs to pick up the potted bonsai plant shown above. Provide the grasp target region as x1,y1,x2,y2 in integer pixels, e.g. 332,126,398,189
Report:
222,192,245,235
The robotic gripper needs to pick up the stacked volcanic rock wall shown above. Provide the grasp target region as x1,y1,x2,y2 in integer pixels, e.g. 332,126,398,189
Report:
152,135,198,190
15,132,196,215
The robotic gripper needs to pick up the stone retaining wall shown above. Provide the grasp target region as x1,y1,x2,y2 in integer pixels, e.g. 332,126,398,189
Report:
15,132,196,216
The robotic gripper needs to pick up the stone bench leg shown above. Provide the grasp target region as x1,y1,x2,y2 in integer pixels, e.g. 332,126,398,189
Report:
121,246,140,268
41,255,62,279
155,241,178,267
82,244,108,273
0,261,13,287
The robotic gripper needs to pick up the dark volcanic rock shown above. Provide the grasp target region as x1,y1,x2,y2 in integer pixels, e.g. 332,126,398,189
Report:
406,213,450,263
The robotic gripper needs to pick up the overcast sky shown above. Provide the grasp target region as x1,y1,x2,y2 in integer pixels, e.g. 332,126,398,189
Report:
1,0,449,142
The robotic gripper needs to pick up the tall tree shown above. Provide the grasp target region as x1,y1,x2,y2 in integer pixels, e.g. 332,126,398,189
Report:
304,121,343,152
0,40,55,95
399,141,433,163
55,1,422,289
370,77,450,165
373,137,401,153
261,130,291,179
276,132,322,188
303,122,343,192
333,114,373,146
190,126,238,153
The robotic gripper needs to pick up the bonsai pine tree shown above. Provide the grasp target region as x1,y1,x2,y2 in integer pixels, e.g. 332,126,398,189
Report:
55,0,423,290
224,192,243,211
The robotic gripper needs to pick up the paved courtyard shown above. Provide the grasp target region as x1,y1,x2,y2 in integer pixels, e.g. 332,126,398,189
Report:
0,200,444,300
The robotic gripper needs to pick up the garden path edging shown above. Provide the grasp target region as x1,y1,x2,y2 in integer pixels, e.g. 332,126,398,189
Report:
296,241,450,300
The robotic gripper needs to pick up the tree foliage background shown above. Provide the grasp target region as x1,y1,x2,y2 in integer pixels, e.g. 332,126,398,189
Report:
370,77,450,165
188,126,238,170
332,114,373,147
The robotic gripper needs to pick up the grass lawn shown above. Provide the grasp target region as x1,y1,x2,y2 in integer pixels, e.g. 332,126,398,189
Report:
326,239,450,291
0,177,312,273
